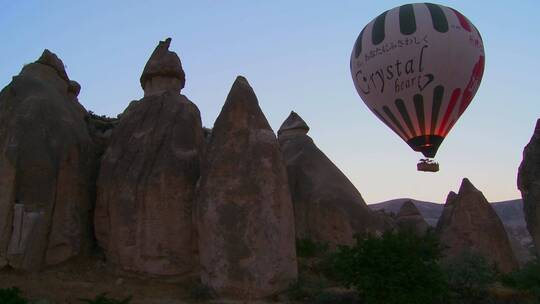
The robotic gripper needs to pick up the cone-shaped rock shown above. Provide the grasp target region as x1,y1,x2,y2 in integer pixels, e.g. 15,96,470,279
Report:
95,39,204,276
518,119,540,256
278,111,390,247
0,50,96,271
396,200,429,235
197,77,297,298
140,38,185,96
436,178,518,273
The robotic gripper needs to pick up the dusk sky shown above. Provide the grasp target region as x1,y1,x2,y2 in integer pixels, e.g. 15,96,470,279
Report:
1,1,539,204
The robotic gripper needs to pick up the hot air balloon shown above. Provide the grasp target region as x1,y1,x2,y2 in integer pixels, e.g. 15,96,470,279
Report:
350,3,484,172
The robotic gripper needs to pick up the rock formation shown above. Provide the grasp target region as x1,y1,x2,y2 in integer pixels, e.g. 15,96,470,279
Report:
518,118,540,256
278,111,389,247
436,178,518,273
94,38,204,276
197,77,297,298
0,50,96,271
140,38,185,97
395,200,429,235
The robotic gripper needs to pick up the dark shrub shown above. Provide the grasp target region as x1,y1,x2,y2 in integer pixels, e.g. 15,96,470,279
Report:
502,259,540,302
296,238,329,258
79,293,132,304
328,230,447,304
0,287,27,304
441,250,498,304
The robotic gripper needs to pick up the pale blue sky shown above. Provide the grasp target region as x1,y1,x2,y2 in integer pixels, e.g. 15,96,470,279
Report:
1,1,539,203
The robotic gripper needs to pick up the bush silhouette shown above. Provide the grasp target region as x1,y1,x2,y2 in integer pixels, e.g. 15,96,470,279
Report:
0,287,27,304
328,230,447,304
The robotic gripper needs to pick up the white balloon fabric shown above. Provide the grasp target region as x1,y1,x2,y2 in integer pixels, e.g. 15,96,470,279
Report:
350,3,484,158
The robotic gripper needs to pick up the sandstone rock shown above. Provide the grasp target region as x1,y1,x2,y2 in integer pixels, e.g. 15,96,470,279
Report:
140,38,185,96
197,77,297,298
395,200,429,235
68,80,81,97
436,178,518,273
0,50,96,271
36,49,69,82
518,118,540,256
278,111,390,247
94,39,204,276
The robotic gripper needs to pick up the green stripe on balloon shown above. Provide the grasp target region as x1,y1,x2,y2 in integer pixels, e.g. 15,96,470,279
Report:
395,98,417,137
414,94,426,135
374,109,406,140
383,105,410,139
399,4,416,35
353,28,365,58
372,11,387,45
425,3,449,33
430,85,444,134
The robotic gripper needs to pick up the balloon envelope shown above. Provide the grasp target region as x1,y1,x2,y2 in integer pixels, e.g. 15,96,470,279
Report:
350,3,484,158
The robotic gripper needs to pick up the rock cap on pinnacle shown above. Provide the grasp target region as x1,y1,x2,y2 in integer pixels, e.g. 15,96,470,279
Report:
36,49,69,82
278,111,310,136
535,118,540,134
140,38,185,90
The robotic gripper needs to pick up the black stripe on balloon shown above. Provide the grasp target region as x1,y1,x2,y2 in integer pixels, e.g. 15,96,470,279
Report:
395,98,417,137
414,94,426,135
383,105,409,139
373,109,405,140
399,4,416,35
354,28,365,58
372,11,387,45
430,85,444,134
425,3,449,33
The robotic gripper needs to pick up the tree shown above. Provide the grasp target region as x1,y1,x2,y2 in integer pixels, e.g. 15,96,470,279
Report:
329,230,447,304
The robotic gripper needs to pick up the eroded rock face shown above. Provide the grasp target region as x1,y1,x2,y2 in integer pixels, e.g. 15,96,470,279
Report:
278,111,390,247
197,77,297,298
395,200,429,235
436,178,518,273
0,50,96,271
518,119,540,256
94,39,204,276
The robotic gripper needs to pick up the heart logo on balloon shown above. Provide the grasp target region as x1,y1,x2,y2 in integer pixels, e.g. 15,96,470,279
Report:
418,73,434,91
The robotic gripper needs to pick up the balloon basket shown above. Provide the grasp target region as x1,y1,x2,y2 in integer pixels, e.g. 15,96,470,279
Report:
417,158,439,172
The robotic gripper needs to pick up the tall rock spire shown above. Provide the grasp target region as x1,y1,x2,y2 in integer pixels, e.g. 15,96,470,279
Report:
197,76,297,298
95,39,204,276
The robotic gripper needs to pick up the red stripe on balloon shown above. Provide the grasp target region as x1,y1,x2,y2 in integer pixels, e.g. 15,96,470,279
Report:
451,8,471,32
442,119,456,137
437,88,461,135
458,56,485,116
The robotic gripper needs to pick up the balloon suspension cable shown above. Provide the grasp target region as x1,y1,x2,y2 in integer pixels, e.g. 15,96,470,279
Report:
417,158,439,172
